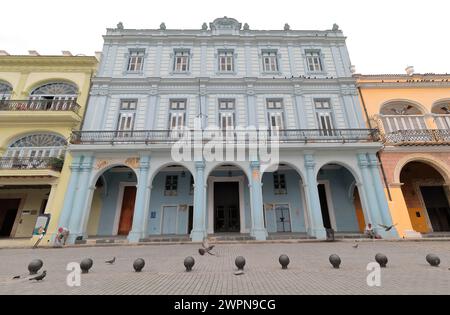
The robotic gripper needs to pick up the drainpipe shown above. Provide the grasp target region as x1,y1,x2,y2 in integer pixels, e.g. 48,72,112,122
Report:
357,86,392,201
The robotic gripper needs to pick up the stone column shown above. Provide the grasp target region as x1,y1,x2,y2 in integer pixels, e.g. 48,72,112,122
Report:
357,153,383,235
249,161,267,240
304,154,326,239
57,156,82,229
128,155,151,243
368,153,398,238
66,155,94,244
191,161,207,241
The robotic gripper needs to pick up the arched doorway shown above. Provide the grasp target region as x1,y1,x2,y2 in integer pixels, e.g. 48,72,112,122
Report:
147,164,194,236
262,163,306,234
206,164,250,235
400,161,450,233
86,166,138,237
316,163,365,233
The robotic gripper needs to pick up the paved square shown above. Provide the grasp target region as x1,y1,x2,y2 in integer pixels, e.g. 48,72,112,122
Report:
0,241,449,295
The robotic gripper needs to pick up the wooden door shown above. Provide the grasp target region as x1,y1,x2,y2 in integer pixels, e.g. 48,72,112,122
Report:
118,186,137,235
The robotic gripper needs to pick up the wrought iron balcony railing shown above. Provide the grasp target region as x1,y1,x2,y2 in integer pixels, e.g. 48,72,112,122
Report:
0,99,81,114
0,157,64,171
70,129,379,145
383,129,450,145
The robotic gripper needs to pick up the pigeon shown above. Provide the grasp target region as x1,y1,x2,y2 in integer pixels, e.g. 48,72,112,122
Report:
105,257,116,265
12,275,21,280
202,238,216,256
29,270,46,281
378,224,397,232
352,242,359,249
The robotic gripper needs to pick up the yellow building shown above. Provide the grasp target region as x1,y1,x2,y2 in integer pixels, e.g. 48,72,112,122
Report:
0,52,97,246
356,70,450,238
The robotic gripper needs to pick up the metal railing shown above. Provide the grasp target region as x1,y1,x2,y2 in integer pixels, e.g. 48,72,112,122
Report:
70,129,379,145
383,129,450,145
0,157,63,171
0,99,81,114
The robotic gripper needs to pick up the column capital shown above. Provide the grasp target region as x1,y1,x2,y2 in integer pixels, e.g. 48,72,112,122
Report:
367,154,379,167
138,155,151,170
250,160,260,169
195,161,205,169
304,154,316,169
357,153,370,168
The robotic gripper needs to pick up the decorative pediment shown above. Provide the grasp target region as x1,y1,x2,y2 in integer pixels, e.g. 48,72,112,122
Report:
209,17,242,32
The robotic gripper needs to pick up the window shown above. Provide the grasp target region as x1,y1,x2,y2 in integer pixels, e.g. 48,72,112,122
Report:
315,99,334,136
0,82,12,101
267,99,285,133
219,99,235,131
173,50,190,72
164,175,178,196
117,100,137,136
262,51,279,72
169,100,186,137
273,173,287,195
29,82,78,110
306,50,323,72
218,50,234,72
127,50,145,72
6,133,67,160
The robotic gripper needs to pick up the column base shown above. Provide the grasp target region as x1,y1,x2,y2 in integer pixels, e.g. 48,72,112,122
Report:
127,231,143,243
307,227,327,240
190,229,207,242
251,228,268,241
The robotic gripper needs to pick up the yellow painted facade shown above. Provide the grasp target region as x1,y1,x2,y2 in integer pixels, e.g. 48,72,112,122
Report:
356,73,450,237
0,55,98,246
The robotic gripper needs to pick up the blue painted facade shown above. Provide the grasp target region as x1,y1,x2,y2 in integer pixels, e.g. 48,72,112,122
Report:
60,17,399,244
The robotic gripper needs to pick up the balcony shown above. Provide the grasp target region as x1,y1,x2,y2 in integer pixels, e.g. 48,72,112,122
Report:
70,129,379,145
382,129,450,145
0,157,64,178
0,99,82,124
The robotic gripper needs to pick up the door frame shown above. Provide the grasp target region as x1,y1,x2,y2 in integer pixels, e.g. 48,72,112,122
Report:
208,176,246,234
414,180,450,233
0,194,26,238
265,203,293,233
317,180,337,231
113,182,137,236
160,204,180,235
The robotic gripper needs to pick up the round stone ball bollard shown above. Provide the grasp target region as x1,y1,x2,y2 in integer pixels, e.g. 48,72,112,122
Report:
235,256,246,271
426,254,440,267
28,259,43,275
329,254,341,269
279,255,290,270
375,253,388,268
184,256,195,272
133,258,145,272
80,258,94,274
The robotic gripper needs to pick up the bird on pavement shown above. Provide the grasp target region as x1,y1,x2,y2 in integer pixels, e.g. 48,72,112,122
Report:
105,257,116,265
29,270,46,281
202,238,216,256
378,224,397,232
352,242,359,249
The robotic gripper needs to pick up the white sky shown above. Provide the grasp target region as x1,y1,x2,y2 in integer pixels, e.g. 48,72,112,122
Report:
1,0,449,74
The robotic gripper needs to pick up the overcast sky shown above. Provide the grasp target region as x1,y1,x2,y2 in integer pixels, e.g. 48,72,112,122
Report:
1,0,448,74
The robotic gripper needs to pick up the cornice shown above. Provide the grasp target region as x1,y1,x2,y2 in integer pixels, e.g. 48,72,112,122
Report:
356,81,450,89
0,56,98,70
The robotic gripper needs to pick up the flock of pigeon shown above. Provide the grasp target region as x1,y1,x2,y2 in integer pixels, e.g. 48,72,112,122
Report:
12,235,449,283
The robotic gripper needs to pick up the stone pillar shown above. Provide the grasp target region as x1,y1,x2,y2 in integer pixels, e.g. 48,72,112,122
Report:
368,153,399,238
57,156,82,229
304,154,326,239
357,153,383,235
128,155,151,243
66,155,94,244
249,161,267,240
191,161,207,241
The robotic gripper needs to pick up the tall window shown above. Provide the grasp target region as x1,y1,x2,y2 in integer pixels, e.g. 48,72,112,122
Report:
219,99,235,131
164,175,178,196
273,172,287,195
218,50,234,72
262,50,279,72
0,82,12,101
29,82,78,110
169,100,186,136
306,50,323,72
267,99,285,133
117,100,137,136
6,134,67,159
315,99,334,136
173,50,190,72
127,50,145,72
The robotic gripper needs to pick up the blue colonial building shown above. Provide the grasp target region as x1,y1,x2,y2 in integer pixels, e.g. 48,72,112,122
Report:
59,17,397,243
